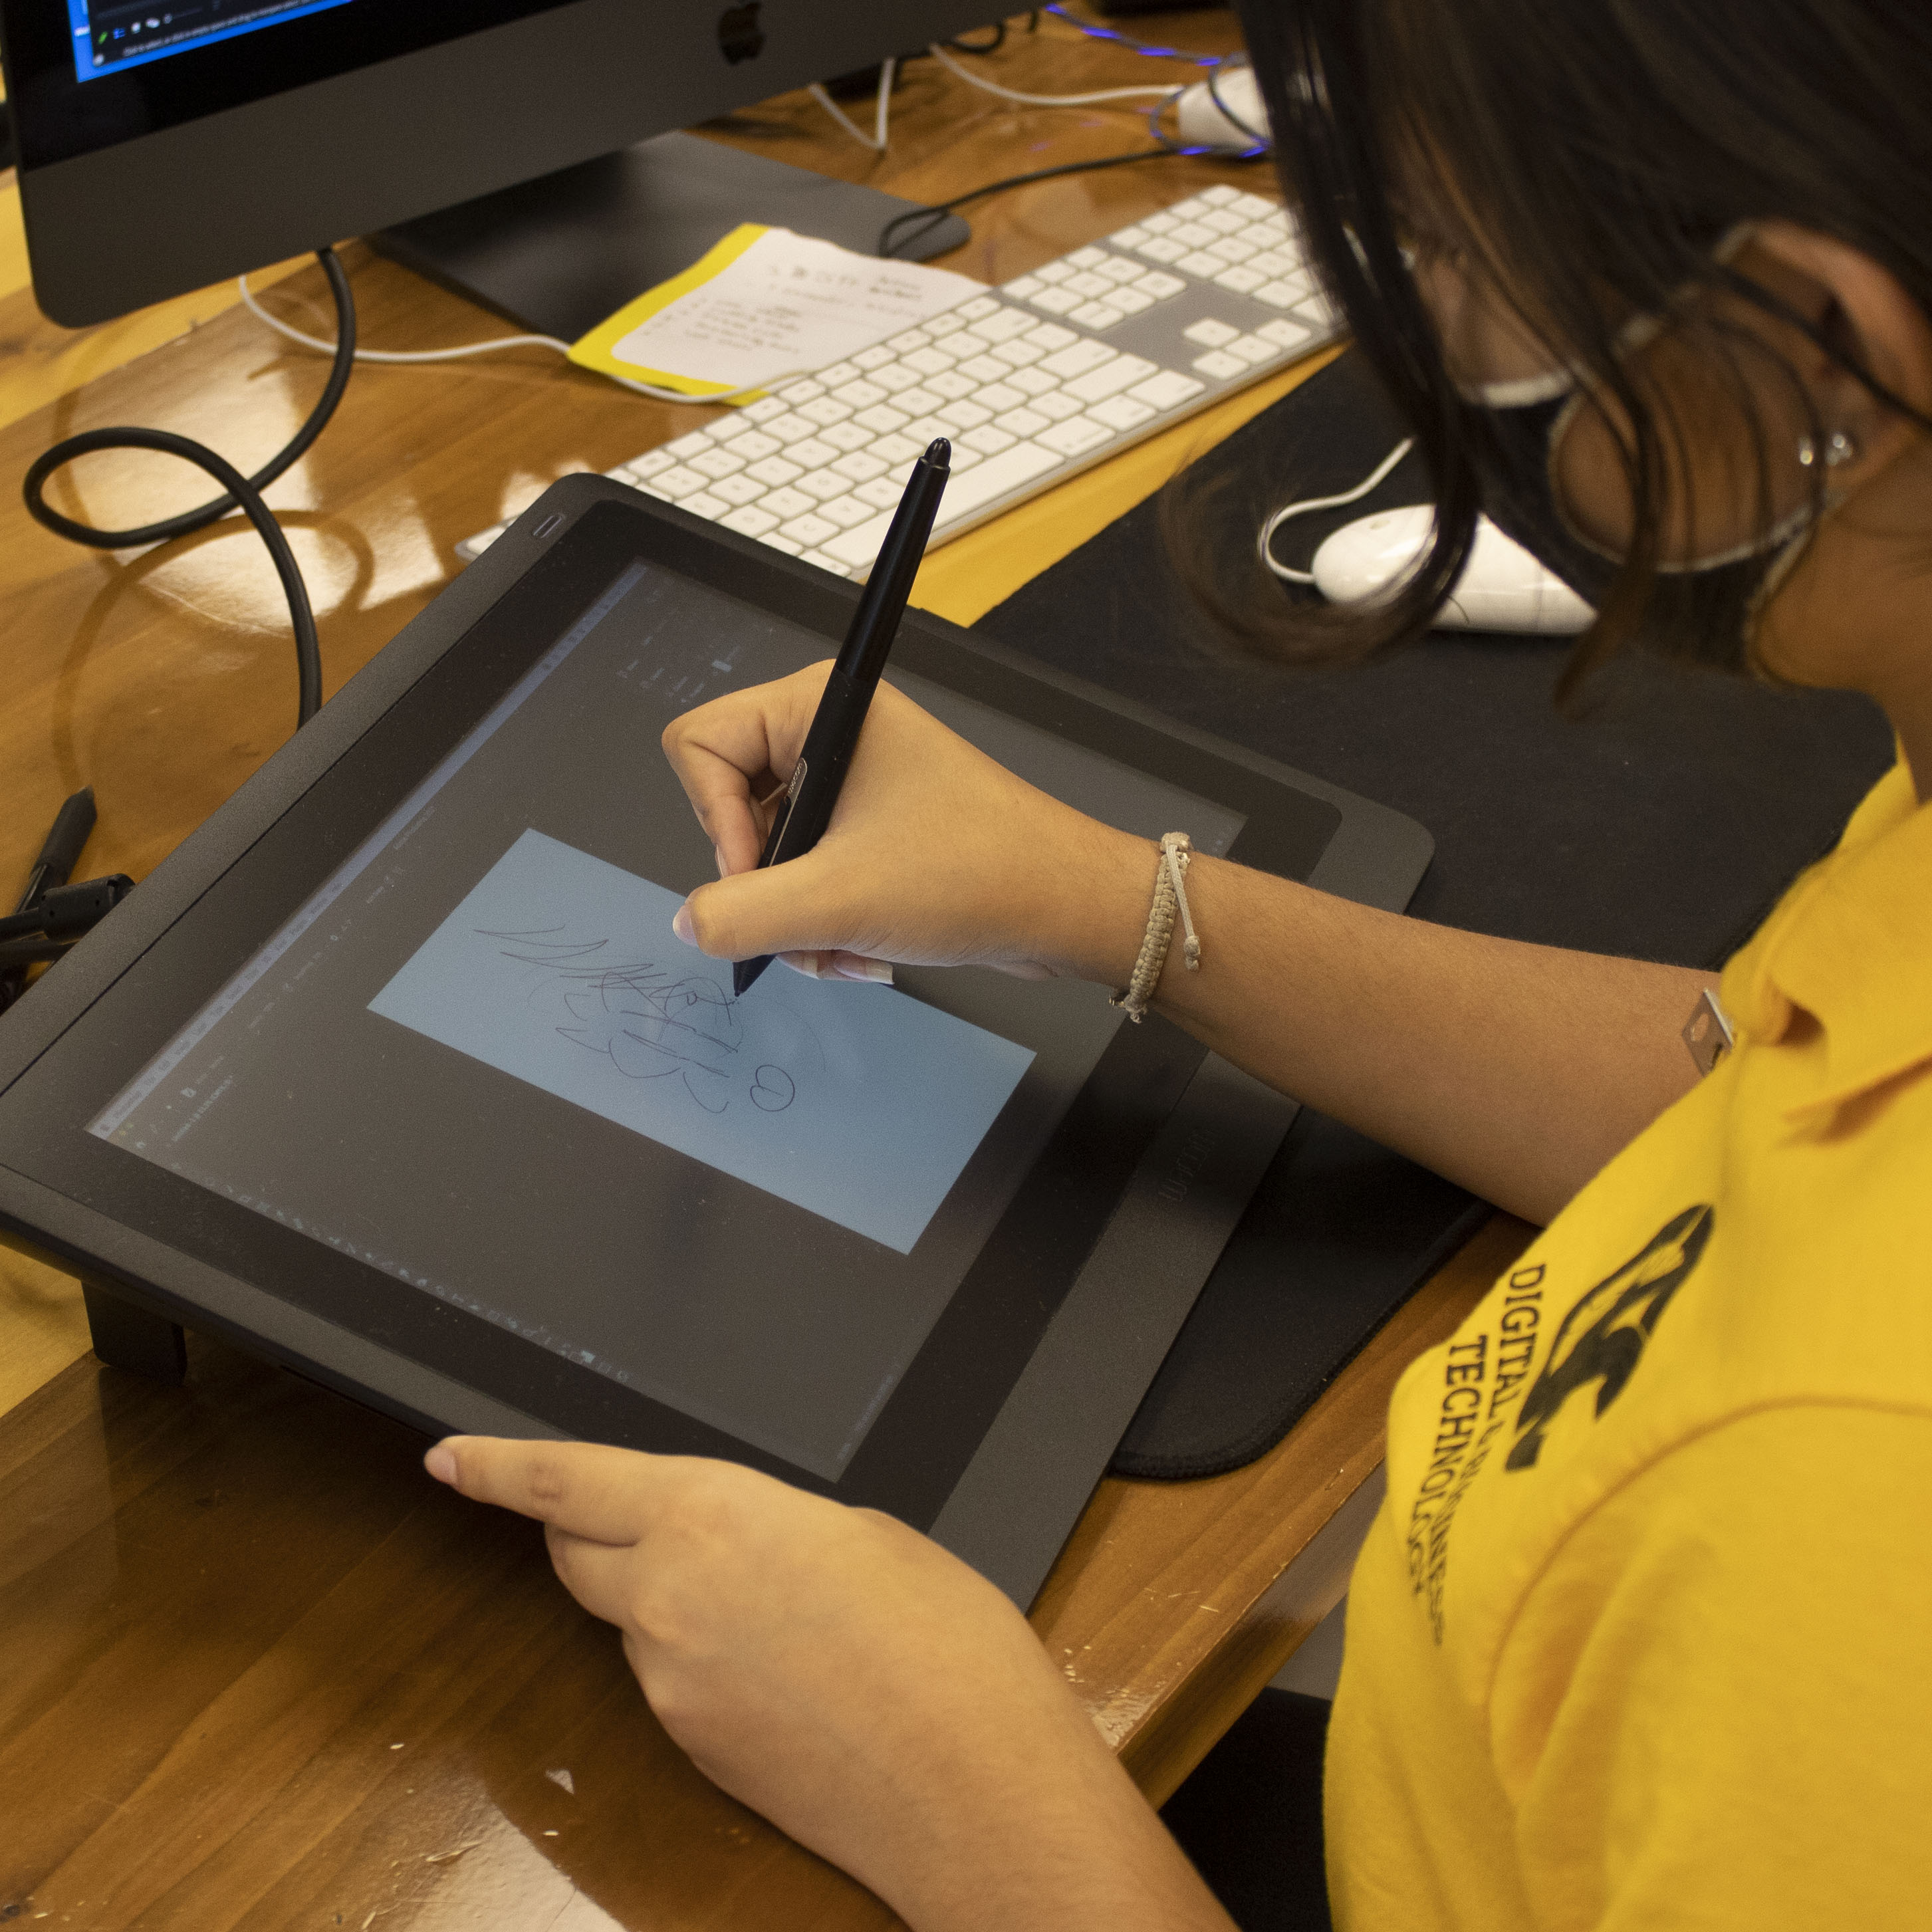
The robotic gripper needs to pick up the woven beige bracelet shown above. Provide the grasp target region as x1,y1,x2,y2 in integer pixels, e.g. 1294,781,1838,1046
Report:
1110,832,1200,1023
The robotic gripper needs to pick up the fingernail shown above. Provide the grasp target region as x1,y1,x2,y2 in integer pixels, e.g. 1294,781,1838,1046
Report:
672,905,696,946
781,951,824,979
424,1442,458,1485
836,957,894,985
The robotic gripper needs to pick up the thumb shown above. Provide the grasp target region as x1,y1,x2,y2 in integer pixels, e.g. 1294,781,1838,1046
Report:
675,852,857,963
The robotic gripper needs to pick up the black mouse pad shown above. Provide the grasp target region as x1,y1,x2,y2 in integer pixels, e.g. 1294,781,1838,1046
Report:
976,349,1893,1481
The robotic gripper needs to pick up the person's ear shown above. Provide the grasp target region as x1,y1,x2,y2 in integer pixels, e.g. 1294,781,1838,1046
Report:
1748,221,1932,487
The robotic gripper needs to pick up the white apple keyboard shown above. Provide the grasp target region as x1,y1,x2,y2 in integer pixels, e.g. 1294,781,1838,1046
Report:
454,183,1342,578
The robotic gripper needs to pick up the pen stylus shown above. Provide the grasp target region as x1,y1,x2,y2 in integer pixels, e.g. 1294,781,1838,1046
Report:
733,437,951,997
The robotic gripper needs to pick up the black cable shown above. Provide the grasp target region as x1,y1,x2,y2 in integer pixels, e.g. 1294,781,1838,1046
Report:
878,148,1175,259
22,246,356,731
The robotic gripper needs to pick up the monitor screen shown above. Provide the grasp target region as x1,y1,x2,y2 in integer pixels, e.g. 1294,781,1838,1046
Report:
82,547,1245,1481
67,0,354,80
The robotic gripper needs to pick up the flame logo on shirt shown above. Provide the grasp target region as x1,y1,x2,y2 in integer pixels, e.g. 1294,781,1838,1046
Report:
1505,1203,1715,1471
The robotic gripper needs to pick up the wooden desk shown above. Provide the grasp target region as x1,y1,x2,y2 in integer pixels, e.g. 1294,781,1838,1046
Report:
0,11,1529,1924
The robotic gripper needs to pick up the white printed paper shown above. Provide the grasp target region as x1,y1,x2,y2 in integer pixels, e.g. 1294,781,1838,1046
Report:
369,831,1034,1254
606,228,983,390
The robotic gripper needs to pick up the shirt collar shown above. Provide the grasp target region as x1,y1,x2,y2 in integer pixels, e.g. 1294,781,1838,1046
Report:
1719,761,1932,1117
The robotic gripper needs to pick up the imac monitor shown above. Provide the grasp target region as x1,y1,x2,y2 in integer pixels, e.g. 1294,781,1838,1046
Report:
0,0,999,326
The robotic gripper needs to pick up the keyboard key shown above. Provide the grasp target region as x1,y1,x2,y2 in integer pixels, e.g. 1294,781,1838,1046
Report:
1209,235,1257,263
1296,295,1340,329
854,344,896,370
796,470,849,502
1096,255,1142,285
1184,317,1241,347
936,330,985,360
1179,251,1227,278
782,511,839,546
679,491,729,522
1027,321,1079,351
665,431,712,459
1169,195,1210,219
789,437,840,469
887,327,931,352
818,493,876,529
822,439,1065,566
937,398,993,431
1008,366,1058,398
820,421,874,451
741,395,790,423
1135,270,1186,300
1215,266,1267,294
969,308,1036,344
1029,287,1082,316
1140,211,1177,234
1064,353,1157,404
1111,287,1154,316
813,361,856,388
747,454,804,487
624,449,677,479
961,423,1017,456
777,379,824,404
761,531,805,555
1200,185,1241,206
1257,318,1316,351
1203,210,1249,237
1253,280,1306,309
650,465,709,498
1032,390,1084,422
1231,191,1275,217
710,473,768,507
1071,301,1125,330
1128,370,1205,410
1248,249,1296,279
872,432,923,463
721,504,781,537
1062,271,1111,300
993,339,1045,369
690,447,746,480
957,295,1001,320
1136,236,1188,264
924,370,975,402
949,443,983,471
762,485,815,519
800,549,851,576
1067,246,1107,269
995,405,1051,438
853,403,911,435
1170,221,1216,248
766,413,820,445
895,386,945,416
1227,333,1278,365
977,381,1026,415
728,430,783,462
904,346,955,376
1087,394,1155,432
455,523,504,559
832,449,888,483
1004,274,1044,300
854,475,907,509
1111,223,1149,247
1040,339,1117,380
831,378,888,409
900,416,952,444
870,363,923,394
1192,348,1247,380
1033,260,1073,284
1036,416,1114,457
959,353,1011,384
798,396,853,427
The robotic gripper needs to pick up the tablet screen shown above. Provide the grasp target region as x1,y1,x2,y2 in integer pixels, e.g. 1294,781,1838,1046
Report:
86,556,1245,1480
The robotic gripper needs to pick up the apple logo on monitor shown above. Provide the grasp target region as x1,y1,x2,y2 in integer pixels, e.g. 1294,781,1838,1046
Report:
718,2,765,64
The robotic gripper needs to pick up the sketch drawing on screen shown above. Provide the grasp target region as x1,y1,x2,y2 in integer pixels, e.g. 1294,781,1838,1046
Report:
369,830,1034,1253
477,926,803,1116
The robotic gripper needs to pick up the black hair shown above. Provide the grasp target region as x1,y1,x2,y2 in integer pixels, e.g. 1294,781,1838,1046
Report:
1201,0,1932,683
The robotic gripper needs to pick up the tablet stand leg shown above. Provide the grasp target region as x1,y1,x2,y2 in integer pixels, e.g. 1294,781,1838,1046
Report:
81,1279,186,1385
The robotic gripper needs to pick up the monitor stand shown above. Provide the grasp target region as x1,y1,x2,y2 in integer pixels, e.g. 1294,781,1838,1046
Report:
370,132,972,344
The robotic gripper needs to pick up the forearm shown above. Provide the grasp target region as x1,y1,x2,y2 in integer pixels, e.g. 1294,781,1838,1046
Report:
1056,834,1714,1226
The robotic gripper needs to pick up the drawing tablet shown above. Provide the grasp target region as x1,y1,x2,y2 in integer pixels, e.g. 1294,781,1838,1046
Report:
0,478,1431,1603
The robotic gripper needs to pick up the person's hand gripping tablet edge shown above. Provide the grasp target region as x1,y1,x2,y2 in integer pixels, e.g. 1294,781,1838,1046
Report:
662,664,1151,985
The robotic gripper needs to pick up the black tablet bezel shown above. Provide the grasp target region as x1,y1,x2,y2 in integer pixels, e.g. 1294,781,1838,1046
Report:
0,479,1431,1577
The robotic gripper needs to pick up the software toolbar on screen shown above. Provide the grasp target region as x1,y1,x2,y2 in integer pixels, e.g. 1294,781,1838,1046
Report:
68,0,354,79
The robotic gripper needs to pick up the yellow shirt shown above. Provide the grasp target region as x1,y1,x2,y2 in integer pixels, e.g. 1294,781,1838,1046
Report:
1327,762,1932,1931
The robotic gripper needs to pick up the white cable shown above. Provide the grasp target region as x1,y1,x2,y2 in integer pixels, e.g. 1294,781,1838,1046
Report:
808,54,896,151
925,39,1180,106
1258,439,1416,583
238,271,805,405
